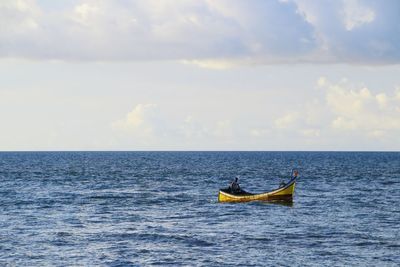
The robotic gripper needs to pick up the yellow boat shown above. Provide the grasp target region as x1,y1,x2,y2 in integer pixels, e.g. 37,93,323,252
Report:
218,176,296,203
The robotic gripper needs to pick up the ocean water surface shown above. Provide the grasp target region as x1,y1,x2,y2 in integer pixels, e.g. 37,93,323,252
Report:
0,152,399,266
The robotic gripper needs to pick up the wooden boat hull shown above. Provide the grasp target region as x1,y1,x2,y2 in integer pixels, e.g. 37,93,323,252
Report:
218,178,296,203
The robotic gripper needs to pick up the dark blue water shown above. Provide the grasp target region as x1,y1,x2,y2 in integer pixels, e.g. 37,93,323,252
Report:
0,152,399,266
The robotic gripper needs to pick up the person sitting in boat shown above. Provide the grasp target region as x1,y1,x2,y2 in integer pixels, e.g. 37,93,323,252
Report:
229,177,241,194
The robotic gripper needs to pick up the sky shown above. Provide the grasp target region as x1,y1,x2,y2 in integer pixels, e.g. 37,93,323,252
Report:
0,0,400,151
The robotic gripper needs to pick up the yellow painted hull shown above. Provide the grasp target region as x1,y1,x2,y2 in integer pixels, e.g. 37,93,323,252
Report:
218,179,296,203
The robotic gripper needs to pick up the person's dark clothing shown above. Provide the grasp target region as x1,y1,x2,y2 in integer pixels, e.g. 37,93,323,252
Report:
229,178,241,194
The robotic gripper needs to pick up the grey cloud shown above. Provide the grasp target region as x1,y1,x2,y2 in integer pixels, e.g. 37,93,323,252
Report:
0,0,399,64
292,0,400,64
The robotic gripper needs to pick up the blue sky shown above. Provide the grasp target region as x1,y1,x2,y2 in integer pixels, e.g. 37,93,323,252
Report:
1,0,399,150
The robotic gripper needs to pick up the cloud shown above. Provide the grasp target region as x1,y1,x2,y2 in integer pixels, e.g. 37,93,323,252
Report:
317,76,327,87
181,59,238,70
292,0,400,63
179,116,209,140
319,77,400,138
112,105,237,148
1,0,399,64
272,110,323,140
375,93,388,108
342,0,375,31
111,104,158,138
249,128,270,137
0,0,40,32
268,77,400,143
274,112,299,129
179,116,234,143
331,116,357,130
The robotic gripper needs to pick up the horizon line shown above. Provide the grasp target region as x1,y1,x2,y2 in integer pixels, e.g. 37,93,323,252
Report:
0,150,399,153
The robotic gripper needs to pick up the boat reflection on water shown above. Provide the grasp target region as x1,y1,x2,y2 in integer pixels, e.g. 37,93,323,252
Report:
257,200,294,207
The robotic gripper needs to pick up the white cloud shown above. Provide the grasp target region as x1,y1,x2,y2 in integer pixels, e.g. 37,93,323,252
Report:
331,116,357,130
317,76,327,87
0,0,40,30
321,79,400,136
326,86,372,116
111,104,158,137
274,112,299,129
112,105,237,148
181,59,238,70
1,0,399,64
342,0,375,31
72,3,102,26
179,115,209,140
179,116,235,141
269,77,400,144
375,93,388,108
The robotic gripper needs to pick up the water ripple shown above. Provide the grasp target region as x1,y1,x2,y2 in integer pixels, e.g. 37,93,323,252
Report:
0,151,399,266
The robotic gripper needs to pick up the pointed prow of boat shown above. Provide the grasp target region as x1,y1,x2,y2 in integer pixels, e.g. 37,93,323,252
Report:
218,170,299,203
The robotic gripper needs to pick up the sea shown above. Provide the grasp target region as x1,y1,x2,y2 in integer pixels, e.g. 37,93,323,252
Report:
0,152,399,266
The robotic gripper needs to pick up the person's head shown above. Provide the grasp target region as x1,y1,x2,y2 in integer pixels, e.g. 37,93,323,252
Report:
293,170,298,177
